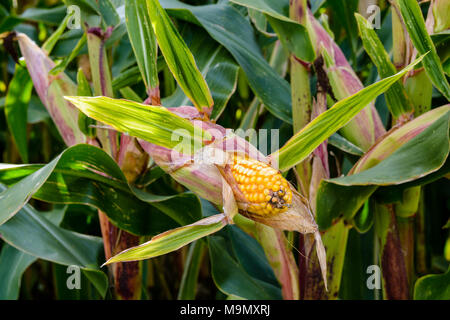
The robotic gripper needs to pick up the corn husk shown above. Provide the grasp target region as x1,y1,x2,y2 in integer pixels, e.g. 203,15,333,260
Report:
138,106,327,288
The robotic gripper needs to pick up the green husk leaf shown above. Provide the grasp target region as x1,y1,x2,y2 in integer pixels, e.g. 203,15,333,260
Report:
65,96,211,152
272,55,425,172
146,0,213,111
104,214,227,265
126,0,159,92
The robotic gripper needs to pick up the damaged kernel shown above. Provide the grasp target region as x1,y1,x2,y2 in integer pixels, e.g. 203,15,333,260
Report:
230,156,292,216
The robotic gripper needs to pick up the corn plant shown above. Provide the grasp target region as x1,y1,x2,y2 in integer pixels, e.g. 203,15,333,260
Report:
0,0,448,300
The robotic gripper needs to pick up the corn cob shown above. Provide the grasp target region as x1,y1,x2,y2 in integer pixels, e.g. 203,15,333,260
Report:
230,155,293,216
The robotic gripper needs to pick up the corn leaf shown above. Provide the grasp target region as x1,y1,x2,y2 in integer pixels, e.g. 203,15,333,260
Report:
50,33,87,76
0,184,108,298
0,205,66,299
104,214,227,265
328,133,364,156
355,13,413,118
177,240,205,300
316,107,450,229
0,144,202,235
273,55,425,172
125,0,159,92
160,0,293,123
0,244,37,300
146,0,213,112
162,30,239,120
208,226,282,300
76,69,96,138
41,9,73,54
414,267,450,300
5,63,32,163
65,96,211,152
395,0,450,100
229,0,315,62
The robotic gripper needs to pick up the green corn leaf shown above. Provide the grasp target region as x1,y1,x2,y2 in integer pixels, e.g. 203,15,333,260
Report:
5,63,32,163
208,226,282,300
65,96,211,151
395,0,450,100
248,8,271,35
316,107,450,229
339,227,376,299
0,205,66,299
0,244,37,300
104,214,227,265
50,33,87,76
0,144,202,235
330,113,449,186
328,133,364,156
177,240,205,300
355,13,413,118
162,30,239,120
229,0,315,62
112,66,143,90
0,184,108,298
405,68,433,117
414,267,450,300
119,87,142,102
98,0,120,27
273,55,425,172
126,0,159,92
146,0,213,112
160,0,293,123
20,6,67,25
76,68,96,138
112,56,165,91
41,9,73,54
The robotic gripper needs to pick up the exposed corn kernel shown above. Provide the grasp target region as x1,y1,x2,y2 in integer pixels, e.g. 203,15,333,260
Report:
230,155,292,216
